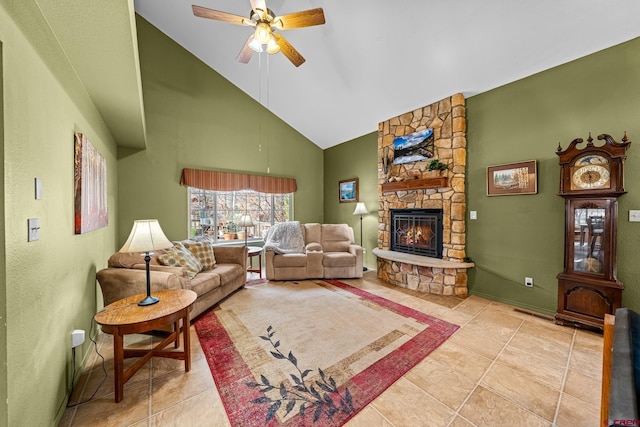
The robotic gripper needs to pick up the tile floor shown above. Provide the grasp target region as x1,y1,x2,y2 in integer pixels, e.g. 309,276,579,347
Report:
59,272,604,427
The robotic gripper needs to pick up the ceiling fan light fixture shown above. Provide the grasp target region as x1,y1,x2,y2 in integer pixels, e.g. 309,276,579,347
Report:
266,36,280,54
254,22,272,44
248,37,264,52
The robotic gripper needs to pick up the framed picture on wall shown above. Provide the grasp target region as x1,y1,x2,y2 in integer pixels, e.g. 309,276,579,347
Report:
339,178,359,203
74,132,108,233
487,160,537,196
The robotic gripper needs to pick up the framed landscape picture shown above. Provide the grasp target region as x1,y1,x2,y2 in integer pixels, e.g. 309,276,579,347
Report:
339,178,358,203
487,160,537,196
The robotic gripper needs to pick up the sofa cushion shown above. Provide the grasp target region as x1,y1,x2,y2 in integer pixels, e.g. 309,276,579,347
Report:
189,269,221,296
158,243,202,277
323,252,356,267
182,240,216,270
321,224,352,252
272,253,307,268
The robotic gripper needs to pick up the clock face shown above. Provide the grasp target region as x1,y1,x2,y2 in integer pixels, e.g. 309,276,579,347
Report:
571,164,611,190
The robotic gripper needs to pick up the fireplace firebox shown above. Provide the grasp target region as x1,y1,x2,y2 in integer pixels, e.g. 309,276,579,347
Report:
391,208,443,258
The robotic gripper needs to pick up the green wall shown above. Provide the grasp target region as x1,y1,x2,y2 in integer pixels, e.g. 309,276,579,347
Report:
466,37,640,315
324,39,640,316
117,17,324,244
0,3,119,426
324,133,378,269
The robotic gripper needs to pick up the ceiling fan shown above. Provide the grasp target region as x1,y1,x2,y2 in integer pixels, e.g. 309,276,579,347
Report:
192,0,325,67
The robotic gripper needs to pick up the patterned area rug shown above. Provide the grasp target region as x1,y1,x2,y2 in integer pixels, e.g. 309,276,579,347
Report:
194,279,459,426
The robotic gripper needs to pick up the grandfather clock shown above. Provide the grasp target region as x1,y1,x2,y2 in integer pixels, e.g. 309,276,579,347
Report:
555,133,631,329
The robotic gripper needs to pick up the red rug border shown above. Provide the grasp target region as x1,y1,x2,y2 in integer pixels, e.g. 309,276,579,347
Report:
195,279,459,426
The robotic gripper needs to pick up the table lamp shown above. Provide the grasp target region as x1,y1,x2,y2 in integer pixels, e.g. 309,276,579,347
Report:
119,219,173,306
353,202,369,271
238,214,254,247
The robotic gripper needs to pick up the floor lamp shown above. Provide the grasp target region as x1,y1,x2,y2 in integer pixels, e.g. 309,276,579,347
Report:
238,214,254,247
119,219,173,306
353,202,369,271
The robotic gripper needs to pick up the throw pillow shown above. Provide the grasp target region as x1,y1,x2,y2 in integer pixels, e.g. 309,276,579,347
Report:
182,240,216,270
157,243,202,277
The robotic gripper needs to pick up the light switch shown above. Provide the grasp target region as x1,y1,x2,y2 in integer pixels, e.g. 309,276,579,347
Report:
28,218,40,242
470,211,477,220
630,210,640,222
34,178,42,200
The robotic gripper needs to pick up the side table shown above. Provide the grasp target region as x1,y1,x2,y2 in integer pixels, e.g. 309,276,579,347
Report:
247,246,263,278
94,289,197,402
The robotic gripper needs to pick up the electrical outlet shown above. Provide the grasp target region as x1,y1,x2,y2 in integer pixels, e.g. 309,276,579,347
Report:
525,277,534,287
71,329,85,348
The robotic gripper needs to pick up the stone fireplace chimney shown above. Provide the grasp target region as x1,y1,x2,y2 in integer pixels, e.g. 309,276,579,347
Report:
374,93,473,296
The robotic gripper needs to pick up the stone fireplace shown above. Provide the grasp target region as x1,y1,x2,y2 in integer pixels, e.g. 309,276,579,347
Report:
373,93,474,296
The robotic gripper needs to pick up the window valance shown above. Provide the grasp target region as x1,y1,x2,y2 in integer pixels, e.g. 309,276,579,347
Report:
180,168,297,194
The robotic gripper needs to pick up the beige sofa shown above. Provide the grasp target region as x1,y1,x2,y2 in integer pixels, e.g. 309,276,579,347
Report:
96,241,247,319
265,223,363,280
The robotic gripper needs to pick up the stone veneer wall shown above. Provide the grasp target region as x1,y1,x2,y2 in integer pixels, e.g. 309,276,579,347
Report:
377,93,468,296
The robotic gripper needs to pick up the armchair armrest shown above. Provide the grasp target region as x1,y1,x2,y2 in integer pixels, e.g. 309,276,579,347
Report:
213,245,247,271
305,242,323,252
96,268,188,307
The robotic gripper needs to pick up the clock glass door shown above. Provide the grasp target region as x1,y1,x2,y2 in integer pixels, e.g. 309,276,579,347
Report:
573,206,605,273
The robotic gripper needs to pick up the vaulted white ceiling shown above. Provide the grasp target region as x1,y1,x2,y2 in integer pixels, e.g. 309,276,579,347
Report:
134,0,640,149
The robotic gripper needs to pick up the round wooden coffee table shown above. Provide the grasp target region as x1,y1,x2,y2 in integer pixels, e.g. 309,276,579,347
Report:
94,289,197,402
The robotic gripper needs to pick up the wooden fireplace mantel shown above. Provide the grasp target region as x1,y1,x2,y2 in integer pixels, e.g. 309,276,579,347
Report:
381,177,448,193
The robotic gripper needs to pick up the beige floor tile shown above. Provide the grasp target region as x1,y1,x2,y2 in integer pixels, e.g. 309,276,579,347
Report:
69,380,151,426
555,392,600,427
405,357,476,411
449,416,477,427
372,377,455,426
454,296,492,317
568,346,603,381
497,344,566,390
507,321,572,366
344,406,394,427
151,358,216,414
481,362,560,421
563,369,602,407
461,310,523,345
448,327,505,361
151,389,229,427
429,340,493,383
459,386,551,427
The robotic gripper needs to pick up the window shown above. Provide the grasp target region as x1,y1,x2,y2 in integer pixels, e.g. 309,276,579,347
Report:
188,187,293,242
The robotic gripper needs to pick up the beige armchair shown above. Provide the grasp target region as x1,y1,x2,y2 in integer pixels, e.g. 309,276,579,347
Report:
265,223,363,280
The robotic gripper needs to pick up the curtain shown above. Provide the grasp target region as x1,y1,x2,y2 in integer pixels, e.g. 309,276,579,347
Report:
180,168,297,194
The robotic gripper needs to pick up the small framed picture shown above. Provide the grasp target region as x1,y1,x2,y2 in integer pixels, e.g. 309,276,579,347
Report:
339,178,359,203
487,160,537,196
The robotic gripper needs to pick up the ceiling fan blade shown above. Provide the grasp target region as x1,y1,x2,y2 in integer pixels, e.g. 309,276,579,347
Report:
273,33,305,67
192,5,250,26
237,35,256,64
274,8,325,30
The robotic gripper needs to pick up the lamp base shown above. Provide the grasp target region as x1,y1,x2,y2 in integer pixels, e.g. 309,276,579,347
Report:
138,295,160,306
363,266,368,272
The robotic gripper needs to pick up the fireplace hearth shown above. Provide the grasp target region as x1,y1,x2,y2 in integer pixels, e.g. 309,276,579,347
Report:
391,209,443,258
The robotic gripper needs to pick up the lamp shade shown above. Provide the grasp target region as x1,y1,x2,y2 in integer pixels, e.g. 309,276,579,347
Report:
353,202,369,216
119,219,173,253
238,215,254,227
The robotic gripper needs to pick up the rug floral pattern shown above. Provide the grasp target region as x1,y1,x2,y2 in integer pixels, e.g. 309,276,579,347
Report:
194,279,459,426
